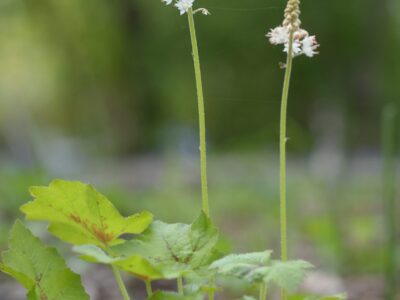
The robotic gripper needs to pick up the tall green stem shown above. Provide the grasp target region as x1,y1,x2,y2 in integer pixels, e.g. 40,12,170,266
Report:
382,104,397,300
177,275,184,295
259,283,267,300
187,8,210,217
111,265,131,300
279,31,294,300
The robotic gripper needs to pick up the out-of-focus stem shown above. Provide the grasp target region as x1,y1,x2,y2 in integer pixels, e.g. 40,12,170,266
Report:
382,104,397,300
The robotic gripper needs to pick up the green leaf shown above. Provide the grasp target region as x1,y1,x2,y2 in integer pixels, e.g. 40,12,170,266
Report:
209,251,272,278
147,291,203,300
250,260,313,293
210,253,312,293
116,212,219,278
0,220,89,300
289,294,347,300
21,179,153,248
73,244,164,281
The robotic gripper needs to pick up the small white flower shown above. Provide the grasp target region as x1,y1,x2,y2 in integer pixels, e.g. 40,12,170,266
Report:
293,29,309,40
199,8,210,15
175,0,194,15
284,40,302,56
162,0,173,5
302,35,319,57
266,26,290,45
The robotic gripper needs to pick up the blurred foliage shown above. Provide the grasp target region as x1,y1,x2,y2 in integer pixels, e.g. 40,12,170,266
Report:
0,0,399,154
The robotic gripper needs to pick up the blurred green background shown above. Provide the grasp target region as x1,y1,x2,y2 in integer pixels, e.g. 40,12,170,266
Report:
0,0,399,299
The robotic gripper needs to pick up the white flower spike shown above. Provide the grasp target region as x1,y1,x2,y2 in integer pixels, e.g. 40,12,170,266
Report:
267,0,319,59
175,0,195,15
160,0,209,16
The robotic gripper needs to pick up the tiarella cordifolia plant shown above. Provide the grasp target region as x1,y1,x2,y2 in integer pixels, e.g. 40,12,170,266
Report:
0,1,347,300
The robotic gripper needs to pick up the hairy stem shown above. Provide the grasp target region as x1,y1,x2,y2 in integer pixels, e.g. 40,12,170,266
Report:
382,104,397,300
145,280,153,297
259,283,267,300
187,8,210,217
279,31,294,300
177,275,184,295
111,265,131,300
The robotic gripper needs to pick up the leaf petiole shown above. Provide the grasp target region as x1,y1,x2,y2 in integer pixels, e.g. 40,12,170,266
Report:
145,280,153,297
111,265,131,300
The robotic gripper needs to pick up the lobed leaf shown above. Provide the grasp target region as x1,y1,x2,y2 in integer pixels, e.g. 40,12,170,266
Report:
250,260,314,293
210,252,313,293
115,212,219,279
0,220,89,300
209,251,272,278
21,179,153,248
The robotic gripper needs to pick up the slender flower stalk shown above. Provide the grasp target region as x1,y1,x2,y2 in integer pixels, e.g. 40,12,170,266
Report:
187,8,210,217
266,1,319,299
278,31,294,300
160,2,212,297
161,0,211,218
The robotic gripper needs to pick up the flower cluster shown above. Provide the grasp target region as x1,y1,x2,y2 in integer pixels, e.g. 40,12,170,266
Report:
267,26,319,58
267,0,319,58
162,0,209,16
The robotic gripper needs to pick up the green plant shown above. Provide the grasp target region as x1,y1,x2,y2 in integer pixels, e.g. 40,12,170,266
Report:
1,180,344,299
0,1,346,300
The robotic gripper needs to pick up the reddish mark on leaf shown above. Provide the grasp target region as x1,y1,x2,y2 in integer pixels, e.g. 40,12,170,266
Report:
40,293,48,300
91,224,114,243
69,213,114,243
70,214,83,225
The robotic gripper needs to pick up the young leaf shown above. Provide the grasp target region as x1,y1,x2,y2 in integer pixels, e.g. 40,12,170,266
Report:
249,260,314,293
21,179,153,248
147,291,203,300
0,220,89,300
115,212,219,278
73,244,164,281
209,251,273,278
